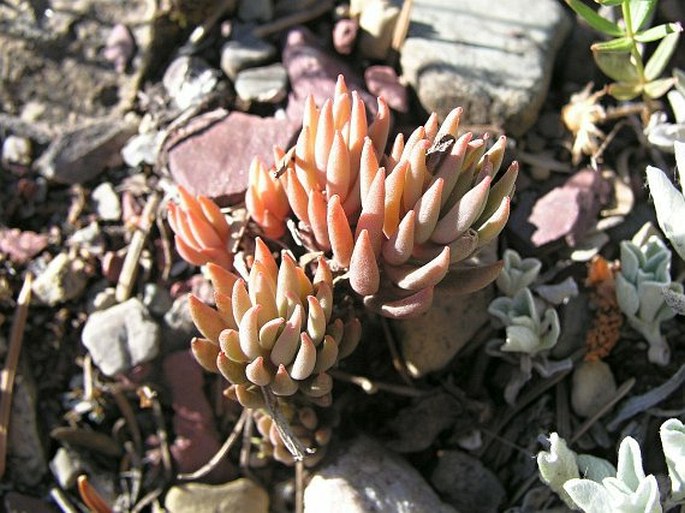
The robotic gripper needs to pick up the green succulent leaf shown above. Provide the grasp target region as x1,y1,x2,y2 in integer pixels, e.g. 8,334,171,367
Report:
645,162,685,261
564,479,613,513
616,436,646,491
643,78,675,99
537,433,580,509
592,46,640,83
645,31,682,81
675,68,685,96
566,0,624,36
628,0,657,32
634,22,682,43
592,36,633,52
608,81,643,100
577,454,617,483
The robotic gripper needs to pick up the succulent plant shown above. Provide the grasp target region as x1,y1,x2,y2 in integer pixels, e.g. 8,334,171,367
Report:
167,185,234,270
538,418,685,513
246,75,517,318
488,288,560,356
252,405,332,467
245,150,291,240
495,249,542,297
614,235,683,365
188,238,361,409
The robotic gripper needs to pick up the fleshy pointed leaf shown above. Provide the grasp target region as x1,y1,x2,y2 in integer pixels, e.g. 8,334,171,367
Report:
188,295,227,343
384,246,450,291
349,229,380,296
190,337,220,373
634,22,681,43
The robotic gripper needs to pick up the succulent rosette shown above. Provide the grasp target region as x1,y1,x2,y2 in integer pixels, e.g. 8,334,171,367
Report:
167,185,234,270
188,238,361,408
246,76,517,319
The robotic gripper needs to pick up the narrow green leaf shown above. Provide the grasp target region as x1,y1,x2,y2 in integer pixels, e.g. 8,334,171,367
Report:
675,68,685,96
608,81,643,100
598,0,625,6
634,23,682,43
566,0,624,36
628,0,657,32
643,77,675,99
592,47,640,82
592,36,632,51
645,31,682,81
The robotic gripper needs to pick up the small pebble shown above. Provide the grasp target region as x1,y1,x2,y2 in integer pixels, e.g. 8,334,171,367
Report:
32,253,88,306
143,282,174,316
220,37,276,80
50,447,83,489
2,135,32,167
332,18,359,55
165,479,269,513
163,56,221,111
571,360,617,418
103,23,135,73
364,65,408,112
82,298,161,376
92,182,122,221
234,63,288,103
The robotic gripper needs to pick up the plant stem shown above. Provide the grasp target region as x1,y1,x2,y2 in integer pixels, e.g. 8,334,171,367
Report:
621,1,647,85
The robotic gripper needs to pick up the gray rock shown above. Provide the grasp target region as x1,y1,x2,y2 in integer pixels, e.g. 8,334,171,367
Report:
86,284,118,313
238,0,273,22
430,450,505,513
121,130,164,167
7,375,47,487
235,63,288,103
163,56,221,111
35,119,137,184
50,447,84,489
400,0,571,136
304,437,457,513
2,135,32,166
395,284,493,378
67,221,106,255
165,479,269,513
91,182,122,221
32,252,88,306
143,283,173,317
220,37,277,80
81,298,160,376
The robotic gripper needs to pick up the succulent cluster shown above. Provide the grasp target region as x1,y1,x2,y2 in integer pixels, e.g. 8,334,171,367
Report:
615,235,683,365
188,238,361,409
246,75,518,318
167,185,233,269
252,406,332,467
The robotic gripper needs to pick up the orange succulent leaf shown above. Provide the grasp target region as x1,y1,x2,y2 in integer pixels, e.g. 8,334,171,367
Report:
189,294,229,343
168,186,233,270
190,337,220,373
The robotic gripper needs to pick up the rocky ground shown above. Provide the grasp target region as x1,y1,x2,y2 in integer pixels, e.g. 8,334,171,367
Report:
0,0,684,512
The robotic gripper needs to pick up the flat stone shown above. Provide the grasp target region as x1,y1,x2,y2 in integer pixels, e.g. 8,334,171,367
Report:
81,298,160,376
166,110,298,202
282,27,375,122
91,182,122,221
305,437,457,513
165,479,269,513
527,169,611,248
0,228,48,264
35,119,137,184
220,36,277,80
32,253,88,306
164,351,235,483
235,63,288,103
394,284,493,377
430,450,506,513
401,0,571,136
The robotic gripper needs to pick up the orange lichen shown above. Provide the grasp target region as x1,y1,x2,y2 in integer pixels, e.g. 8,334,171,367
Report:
584,255,623,362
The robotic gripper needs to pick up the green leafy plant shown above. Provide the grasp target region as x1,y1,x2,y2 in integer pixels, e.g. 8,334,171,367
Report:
565,0,682,100
537,418,685,513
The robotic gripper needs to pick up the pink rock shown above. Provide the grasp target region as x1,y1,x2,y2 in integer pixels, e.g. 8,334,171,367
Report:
333,18,359,55
104,24,135,73
364,65,408,113
166,110,299,203
163,350,235,483
0,228,48,264
282,27,376,122
528,169,610,247
101,251,124,283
